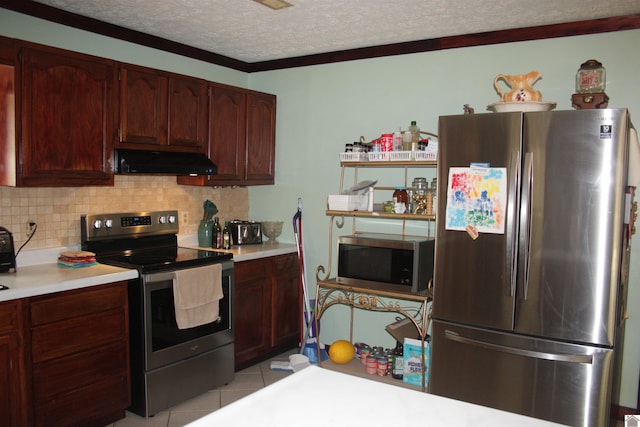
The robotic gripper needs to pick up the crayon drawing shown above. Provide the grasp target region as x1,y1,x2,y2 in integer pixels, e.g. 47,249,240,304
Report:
445,166,507,234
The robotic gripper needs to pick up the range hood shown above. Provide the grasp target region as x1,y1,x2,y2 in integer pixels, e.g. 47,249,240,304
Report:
114,149,217,175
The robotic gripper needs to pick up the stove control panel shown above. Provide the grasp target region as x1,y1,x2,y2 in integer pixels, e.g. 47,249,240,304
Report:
81,210,180,241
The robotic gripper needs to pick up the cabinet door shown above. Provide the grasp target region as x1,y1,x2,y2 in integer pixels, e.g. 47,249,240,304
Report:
119,65,168,148
245,91,276,185
20,46,116,186
233,258,270,370
270,254,301,348
210,84,246,183
0,334,21,427
0,300,26,427
29,282,129,427
0,43,16,186
168,76,208,150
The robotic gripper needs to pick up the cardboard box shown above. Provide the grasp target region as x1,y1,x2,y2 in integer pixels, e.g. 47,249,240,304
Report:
403,337,430,388
385,318,420,343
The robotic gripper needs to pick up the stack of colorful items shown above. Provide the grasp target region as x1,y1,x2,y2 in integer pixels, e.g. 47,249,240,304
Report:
57,250,97,268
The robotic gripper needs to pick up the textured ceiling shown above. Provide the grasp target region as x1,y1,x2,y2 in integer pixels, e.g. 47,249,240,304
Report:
31,0,640,63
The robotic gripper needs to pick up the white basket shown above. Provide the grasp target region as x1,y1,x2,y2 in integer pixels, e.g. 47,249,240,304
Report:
389,151,413,161
413,151,437,161
340,152,368,162
367,152,390,161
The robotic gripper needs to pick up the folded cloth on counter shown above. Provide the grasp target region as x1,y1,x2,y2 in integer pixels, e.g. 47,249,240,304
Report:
173,263,223,329
57,250,97,268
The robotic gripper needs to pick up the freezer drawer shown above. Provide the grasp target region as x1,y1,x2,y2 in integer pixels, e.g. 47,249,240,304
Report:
430,320,614,427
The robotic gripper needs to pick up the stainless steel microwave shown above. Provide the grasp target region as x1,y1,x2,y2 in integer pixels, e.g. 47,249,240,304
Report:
336,233,434,295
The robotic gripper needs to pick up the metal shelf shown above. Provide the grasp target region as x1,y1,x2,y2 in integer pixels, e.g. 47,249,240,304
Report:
326,209,435,221
314,279,431,392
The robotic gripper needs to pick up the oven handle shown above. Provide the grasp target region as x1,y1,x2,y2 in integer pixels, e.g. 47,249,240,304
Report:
142,260,234,284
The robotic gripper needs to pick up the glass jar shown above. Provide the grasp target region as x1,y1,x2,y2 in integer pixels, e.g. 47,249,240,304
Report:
412,177,428,196
576,59,606,94
392,186,409,209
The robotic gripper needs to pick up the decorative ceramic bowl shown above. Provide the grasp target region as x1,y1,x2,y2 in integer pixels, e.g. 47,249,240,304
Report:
262,221,284,243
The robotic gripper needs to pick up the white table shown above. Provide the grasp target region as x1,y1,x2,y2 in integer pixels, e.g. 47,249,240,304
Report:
186,365,567,427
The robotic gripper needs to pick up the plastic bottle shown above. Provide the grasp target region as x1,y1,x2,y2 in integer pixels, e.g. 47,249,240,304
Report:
391,340,404,380
212,217,222,249
409,121,420,150
222,223,231,249
393,128,403,151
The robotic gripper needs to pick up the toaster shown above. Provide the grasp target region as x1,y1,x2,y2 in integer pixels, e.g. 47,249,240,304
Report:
228,220,263,245
0,227,17,273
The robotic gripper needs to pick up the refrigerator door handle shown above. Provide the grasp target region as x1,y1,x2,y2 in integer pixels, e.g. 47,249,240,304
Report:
505,150,521,297
518,152,534,300
444,330,593,364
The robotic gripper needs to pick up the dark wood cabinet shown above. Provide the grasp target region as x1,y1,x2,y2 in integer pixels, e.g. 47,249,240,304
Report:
234,253,300,370
178,84,276,187
245,90,276,185
233,257,271,368
0,300,27,427
119,65,207,153
29,282,130,427
270,253,301,348
18,44,117,186
0,37,17,186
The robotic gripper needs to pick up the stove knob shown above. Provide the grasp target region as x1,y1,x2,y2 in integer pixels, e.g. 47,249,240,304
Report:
168,215,176,224
93,220,103,229
105,219,113,228
158,216,167,224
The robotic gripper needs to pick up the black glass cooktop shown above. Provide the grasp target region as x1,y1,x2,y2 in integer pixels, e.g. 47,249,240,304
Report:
95,246,232,274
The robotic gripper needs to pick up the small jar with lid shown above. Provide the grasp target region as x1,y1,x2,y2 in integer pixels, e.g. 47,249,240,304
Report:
392,186,409,210
412,177,428,196
576,59,606,94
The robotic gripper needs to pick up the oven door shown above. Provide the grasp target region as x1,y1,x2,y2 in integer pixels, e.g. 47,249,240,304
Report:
143,260,234,371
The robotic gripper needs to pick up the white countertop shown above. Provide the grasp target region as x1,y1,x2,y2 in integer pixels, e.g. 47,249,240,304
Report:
181,241,297,262
186,365,567,427
0,263,139,302
0,240,297,302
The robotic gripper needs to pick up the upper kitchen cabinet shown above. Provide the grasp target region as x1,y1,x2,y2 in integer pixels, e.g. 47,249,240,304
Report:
119,65,208,153
0,38,17,187
245,90,276,184
5,42,117,187
178,84,276,186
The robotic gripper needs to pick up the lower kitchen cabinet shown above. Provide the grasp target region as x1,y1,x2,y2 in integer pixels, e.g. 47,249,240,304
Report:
28,282,130,427
234,253,300,370
0,299,27,427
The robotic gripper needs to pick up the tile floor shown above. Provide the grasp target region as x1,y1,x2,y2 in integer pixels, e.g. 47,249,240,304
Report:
106,349,298,427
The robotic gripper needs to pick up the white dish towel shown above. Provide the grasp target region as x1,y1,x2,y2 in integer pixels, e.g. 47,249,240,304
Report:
173,263,223,329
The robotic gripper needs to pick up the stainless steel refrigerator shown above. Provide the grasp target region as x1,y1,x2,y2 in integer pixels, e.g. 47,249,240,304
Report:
430,109,634,427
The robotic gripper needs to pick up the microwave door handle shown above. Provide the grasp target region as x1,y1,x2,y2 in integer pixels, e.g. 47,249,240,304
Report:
505,151,520,297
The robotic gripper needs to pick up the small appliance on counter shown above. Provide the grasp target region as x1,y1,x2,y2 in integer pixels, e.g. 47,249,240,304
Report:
0,227,16,273
228,220,263,245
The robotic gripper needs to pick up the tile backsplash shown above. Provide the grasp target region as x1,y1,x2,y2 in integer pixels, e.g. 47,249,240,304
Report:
0,175,248,249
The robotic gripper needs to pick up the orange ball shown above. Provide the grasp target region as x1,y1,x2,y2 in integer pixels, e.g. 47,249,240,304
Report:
328,340,355,364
